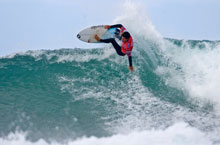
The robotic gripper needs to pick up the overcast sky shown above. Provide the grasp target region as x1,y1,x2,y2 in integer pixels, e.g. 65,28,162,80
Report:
0,0,220,56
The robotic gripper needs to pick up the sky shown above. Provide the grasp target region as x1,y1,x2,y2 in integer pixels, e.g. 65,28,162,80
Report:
0,0,220,56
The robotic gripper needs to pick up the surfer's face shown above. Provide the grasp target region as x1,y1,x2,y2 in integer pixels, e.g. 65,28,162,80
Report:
122,36,128,42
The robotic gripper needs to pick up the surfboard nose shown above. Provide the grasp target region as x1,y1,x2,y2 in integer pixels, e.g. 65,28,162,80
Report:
77,34,81,39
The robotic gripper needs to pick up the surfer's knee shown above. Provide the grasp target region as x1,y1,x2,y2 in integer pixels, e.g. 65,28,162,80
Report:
116,51,126,56
100,38,114,43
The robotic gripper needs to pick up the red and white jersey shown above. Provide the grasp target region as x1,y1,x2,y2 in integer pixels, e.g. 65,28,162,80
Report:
121,36,133,56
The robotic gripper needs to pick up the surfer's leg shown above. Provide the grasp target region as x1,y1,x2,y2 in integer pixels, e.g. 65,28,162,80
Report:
100,38,125,56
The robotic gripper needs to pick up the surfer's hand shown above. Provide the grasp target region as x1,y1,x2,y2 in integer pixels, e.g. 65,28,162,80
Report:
94,34,101,42
129,66,134,72
104,25,111,29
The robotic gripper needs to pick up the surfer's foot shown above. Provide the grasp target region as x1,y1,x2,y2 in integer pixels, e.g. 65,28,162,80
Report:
95,34,101,42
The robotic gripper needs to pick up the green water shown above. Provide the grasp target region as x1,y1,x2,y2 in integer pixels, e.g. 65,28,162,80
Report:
1,40,220,142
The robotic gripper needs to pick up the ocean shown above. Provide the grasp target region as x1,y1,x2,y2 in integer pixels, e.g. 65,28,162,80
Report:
1,3,220,145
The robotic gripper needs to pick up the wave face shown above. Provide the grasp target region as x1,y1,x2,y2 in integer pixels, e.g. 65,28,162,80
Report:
1,2,220,145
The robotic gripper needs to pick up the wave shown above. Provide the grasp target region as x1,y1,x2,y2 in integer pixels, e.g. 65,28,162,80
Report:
1,1,220,145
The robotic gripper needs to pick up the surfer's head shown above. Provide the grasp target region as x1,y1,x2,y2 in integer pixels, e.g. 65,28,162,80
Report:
122,32,131,42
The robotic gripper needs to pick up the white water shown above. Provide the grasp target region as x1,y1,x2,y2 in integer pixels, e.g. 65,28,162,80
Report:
155,40,220,108
0,122,213,145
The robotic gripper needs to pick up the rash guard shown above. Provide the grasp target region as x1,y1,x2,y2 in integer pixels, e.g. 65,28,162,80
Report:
110,24,133,67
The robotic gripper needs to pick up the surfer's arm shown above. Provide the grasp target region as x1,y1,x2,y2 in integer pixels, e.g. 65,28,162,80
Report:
128,56,132,67
128,55,133,71
110,24,123,29
105,24,123,29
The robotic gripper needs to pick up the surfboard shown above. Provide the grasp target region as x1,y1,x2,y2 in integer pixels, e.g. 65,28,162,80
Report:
77,25,116,43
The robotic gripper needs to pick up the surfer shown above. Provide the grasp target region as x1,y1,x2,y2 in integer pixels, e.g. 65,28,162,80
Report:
94,24,134,72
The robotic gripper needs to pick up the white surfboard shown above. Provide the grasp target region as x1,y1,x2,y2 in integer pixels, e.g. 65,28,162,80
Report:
77,25,116,43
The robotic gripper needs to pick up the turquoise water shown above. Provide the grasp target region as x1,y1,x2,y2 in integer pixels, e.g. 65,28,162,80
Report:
1,38,220,144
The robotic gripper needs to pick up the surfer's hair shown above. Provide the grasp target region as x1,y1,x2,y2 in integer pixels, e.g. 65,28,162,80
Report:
122,32,131,39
